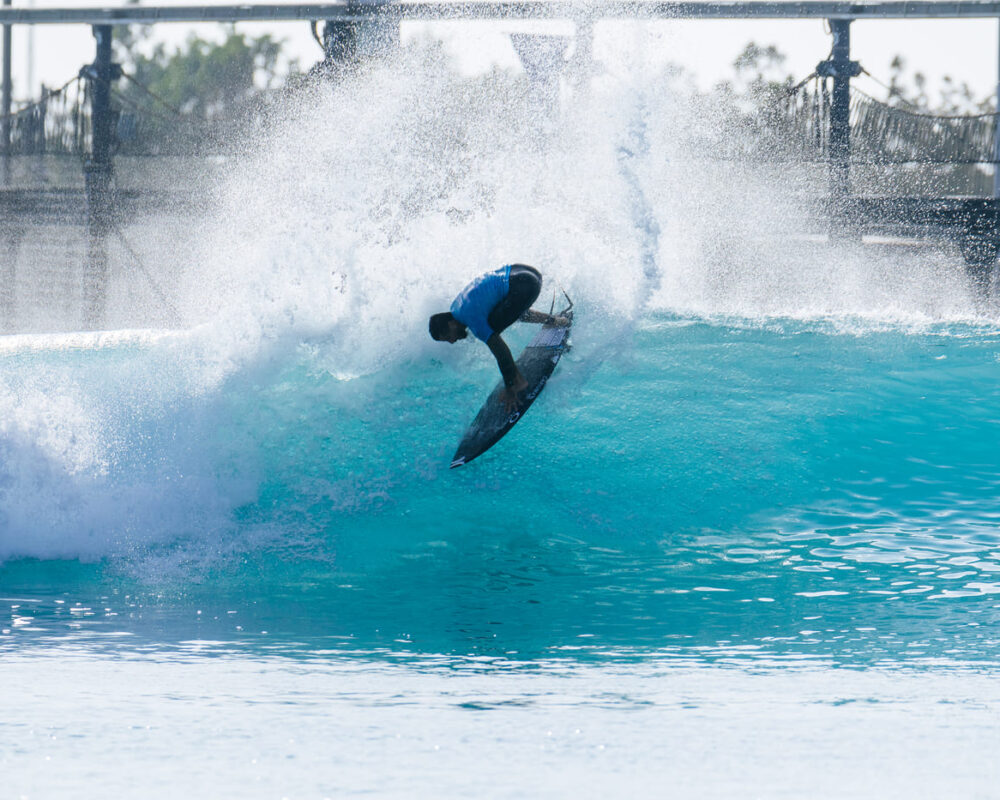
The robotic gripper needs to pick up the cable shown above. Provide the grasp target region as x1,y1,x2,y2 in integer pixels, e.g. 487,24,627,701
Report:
111,87,193,128
0,75,79,123
112,223,182,325
854,84,997,120
789,70,818,95
114,70,250,150
857,66,995,119
108,85,233,152
120,71,188,120
856,66,926,113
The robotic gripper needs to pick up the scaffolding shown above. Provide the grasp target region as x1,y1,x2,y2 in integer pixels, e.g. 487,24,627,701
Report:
4,1,1000,326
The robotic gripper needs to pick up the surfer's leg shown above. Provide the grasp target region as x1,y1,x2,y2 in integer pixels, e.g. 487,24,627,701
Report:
488,265,542,334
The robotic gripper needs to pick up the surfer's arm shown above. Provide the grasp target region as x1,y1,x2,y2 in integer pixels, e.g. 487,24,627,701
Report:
486,333,521,388
488,335,528,413
520,309,568,326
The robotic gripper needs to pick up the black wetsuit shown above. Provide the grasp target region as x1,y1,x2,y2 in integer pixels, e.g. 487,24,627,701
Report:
487,264,542,335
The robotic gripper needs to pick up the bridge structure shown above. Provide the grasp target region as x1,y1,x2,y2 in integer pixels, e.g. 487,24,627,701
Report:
3,1,1000,326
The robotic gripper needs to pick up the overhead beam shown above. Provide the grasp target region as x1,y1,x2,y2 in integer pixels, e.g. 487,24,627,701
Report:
6,2,1000,25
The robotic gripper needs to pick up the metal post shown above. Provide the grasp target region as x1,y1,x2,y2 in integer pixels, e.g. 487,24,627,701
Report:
816,17,862,240
994,17,1000,198
2,0,12,186
571,18,594,85
25,0,32,99
321,2,398,72
511,33,570,120
82,24,118,329
1,225,21,331
322,18,359,67
827,18,855,200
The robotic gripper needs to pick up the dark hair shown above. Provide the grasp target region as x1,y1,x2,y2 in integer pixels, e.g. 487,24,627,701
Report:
429,312,456,341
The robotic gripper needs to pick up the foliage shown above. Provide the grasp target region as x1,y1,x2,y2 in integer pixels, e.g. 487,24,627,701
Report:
717,42,796,104
114,27,289,121
107,20,297,154
718,41,993,117
885,56,993,115
701,42,798,160
732,42,791,85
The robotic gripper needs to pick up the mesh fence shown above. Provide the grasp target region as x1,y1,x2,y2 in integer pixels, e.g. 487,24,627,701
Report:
1,72,260,157
3,70,998,165
784,77,998,165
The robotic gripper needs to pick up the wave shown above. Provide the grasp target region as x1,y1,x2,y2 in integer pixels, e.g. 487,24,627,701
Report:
3,47,999,578
2,313,999,563
3,316,1000,663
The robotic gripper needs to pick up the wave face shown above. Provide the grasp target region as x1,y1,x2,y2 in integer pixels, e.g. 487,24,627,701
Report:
2,49,999,661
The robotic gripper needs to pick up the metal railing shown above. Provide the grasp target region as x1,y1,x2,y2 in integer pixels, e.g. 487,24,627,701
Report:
6,1,1000,25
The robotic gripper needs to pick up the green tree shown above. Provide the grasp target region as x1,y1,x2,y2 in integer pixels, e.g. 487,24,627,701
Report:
111,8,293,153
732,42,789,86
885,54,994,114
115,28,287,120
720,41,795,105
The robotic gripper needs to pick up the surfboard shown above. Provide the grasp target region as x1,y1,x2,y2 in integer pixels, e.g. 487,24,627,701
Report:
450,311,573,468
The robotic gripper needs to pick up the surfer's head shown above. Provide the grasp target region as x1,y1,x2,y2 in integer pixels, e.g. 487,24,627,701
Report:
429,313,467,343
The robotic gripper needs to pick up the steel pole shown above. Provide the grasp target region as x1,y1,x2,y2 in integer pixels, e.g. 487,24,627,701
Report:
83,24,115,329
828,18,852,200
2,0,12,186
994,16,1000,197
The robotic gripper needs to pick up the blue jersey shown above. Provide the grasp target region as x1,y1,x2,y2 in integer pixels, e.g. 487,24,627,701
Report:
450,265,511,342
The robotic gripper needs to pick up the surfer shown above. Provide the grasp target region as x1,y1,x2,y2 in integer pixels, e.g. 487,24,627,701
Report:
429,264,568,411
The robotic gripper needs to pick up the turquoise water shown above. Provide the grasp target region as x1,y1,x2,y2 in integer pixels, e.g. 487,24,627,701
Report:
3,317,1000,797
3,317,1000,660
4,51,1000,797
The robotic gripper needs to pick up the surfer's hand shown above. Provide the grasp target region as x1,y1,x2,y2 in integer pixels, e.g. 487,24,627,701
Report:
551,315,570,327
501,374,528,413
